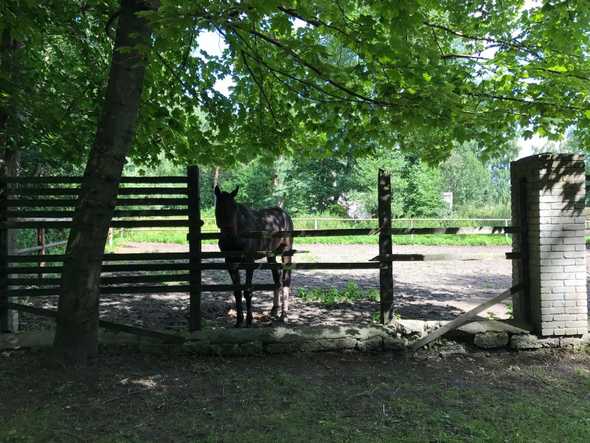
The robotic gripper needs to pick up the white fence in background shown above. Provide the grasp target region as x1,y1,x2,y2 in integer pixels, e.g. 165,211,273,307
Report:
112,217,513,234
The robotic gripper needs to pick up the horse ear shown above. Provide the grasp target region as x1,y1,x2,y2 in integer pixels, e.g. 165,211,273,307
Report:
230,186,239,197
214,185,221,197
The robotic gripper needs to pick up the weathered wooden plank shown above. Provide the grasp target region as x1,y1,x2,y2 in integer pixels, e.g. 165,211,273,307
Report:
114,198,190,207
6,285,192,297
5,199,78,208
7,209,189,218
8,261,379,274
8,273,191,286
3,219,191,229
8,188,185,197
200,249,305,259
13,241,67,255
199,262,381,271
102,252,189,261
241,228,379,238
119,176,187,184
410,284,523,351
2,176,82,184
7,197,189,208
200,232,221,240
10,187,187,196
6,302,185,343
371,253,512,262
6,283,277,297
228,226,513,239
202,284,278,292
2,176,187,184
390,226,515,235
8,252,190,263
8,262,190,274
371,254,425,262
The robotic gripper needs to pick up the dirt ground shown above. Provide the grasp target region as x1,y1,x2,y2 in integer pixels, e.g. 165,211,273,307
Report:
17,242,514,332
1,347,590,442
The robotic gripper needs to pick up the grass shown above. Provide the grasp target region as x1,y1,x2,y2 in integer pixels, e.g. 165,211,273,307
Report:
109,228,512,247
298,282,380,305
1,348,590,442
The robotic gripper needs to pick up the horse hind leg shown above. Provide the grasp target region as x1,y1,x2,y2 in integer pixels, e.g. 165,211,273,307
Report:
229,266,243,328
268,256,281,318
280,255,292,324
244,267,254,327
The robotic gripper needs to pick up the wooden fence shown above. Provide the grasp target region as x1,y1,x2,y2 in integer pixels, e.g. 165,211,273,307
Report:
0,167,516,337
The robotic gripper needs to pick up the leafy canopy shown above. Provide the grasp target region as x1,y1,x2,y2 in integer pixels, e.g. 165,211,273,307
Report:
145,0,590,166
3,1,589,167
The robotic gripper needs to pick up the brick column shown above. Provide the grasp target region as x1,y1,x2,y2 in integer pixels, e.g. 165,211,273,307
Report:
511,153,587,337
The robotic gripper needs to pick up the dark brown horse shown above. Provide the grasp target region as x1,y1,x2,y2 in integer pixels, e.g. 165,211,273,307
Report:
214,185,294,327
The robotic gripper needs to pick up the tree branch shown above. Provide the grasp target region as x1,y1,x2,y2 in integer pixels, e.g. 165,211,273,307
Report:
465,91,583,113
277,6,359,44
239,49,282,127
221,25,361,105
227,21,397,108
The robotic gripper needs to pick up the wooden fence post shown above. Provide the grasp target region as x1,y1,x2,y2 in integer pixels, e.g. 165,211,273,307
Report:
188,165,202,331
378,169,394,324
0,169,10,332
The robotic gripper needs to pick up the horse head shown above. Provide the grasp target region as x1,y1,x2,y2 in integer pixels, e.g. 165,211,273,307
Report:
214,185,240,235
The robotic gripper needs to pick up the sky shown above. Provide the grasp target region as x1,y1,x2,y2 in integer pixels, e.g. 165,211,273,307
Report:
196,31,232,95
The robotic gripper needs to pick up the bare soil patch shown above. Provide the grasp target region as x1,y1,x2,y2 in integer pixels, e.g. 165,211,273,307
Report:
16,242,514,332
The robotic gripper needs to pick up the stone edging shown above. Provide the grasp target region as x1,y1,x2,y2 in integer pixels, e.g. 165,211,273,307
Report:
2,319,588,354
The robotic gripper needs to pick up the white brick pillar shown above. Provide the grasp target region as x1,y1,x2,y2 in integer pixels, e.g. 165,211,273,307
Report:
511,154,587,337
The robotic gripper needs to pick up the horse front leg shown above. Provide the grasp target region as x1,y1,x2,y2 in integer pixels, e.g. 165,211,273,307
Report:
244,267,254,327
280,256,292,324
228,265,243,328
268,256,281,318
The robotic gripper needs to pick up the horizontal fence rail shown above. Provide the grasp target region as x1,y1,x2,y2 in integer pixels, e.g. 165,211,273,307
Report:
8,187,188,196
1,176,188,184
8,209,189,219
3,219,190,229
199,226,514,240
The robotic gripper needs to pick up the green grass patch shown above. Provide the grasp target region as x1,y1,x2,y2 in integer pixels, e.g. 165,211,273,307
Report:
2,350,590,442
298,282,379,305
109,228,511,247
297,234,511,246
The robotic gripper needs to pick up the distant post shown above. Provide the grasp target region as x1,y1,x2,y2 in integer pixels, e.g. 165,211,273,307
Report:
187,165,202,331
37,227,46,280
378,169,394,323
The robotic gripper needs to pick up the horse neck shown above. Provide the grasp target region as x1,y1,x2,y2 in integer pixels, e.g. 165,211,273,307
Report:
219,203,250,238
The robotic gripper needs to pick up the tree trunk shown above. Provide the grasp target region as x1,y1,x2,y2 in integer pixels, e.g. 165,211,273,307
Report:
212,166,220,188
53,0,153,364
1,29,21,332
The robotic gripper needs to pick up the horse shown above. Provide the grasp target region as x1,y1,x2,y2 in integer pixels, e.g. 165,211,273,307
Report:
214,185,294,327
